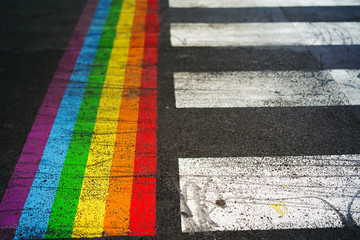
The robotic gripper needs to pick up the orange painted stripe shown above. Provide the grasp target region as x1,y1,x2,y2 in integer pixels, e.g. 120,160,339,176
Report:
103,0,147,236
129,0,158,235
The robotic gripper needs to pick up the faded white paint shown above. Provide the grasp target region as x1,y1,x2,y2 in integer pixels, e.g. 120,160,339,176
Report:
169,0,360,8
179,155,360,232
330,70,360,105
174,71,355,108
170,22,360,47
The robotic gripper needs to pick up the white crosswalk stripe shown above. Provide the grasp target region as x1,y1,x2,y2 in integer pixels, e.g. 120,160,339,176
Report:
169,0,360,8
174,70,360,108
179,155,360,232
171,22,360,47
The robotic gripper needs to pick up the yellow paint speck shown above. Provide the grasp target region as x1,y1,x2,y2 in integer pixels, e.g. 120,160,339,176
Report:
270,201,286,217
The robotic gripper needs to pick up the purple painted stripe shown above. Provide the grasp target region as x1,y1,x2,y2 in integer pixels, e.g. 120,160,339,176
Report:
0,0,99,235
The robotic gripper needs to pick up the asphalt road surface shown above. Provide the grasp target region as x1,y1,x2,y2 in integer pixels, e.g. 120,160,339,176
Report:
0,0,360,239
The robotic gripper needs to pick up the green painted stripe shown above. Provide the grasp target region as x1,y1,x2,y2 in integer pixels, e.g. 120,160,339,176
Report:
45,0,124,238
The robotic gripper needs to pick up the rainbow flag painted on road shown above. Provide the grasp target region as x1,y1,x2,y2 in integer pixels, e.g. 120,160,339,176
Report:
0,0,158,238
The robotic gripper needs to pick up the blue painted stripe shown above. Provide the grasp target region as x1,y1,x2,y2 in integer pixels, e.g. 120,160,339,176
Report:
14,0,112,239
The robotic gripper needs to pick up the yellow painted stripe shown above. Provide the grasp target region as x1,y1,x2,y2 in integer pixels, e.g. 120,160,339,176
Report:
103,0,147,236
71,0,136,238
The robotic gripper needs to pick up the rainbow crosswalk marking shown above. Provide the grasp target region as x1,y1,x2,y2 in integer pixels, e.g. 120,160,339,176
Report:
0,0,158,238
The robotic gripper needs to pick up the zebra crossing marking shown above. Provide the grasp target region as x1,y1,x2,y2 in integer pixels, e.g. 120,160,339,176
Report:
174,70,360,108
168,0,360,234
330,70,360,105
171,22,360,47
169,0,360,8
179,155,360,232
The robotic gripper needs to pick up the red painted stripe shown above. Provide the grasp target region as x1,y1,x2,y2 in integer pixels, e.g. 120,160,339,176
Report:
129,0,159,236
